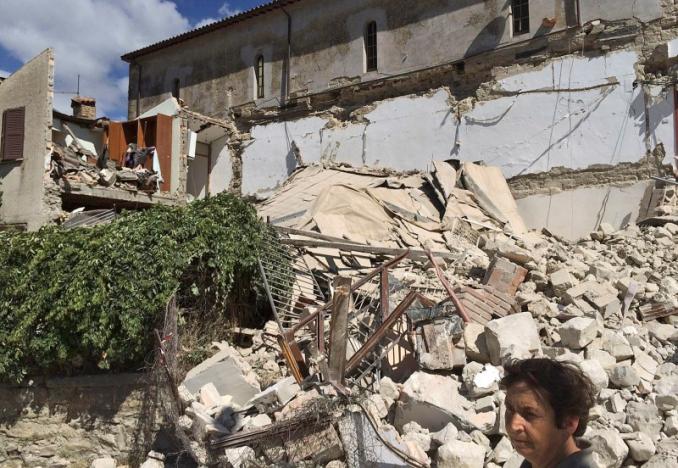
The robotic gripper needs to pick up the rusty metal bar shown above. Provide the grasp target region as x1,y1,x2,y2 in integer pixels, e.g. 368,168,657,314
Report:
344,290,420,375
425,249,471,323
277,334,306,384
380,269,390,320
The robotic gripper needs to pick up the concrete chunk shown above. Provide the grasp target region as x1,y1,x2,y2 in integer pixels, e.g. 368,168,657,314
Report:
182,347,260,407
394,371,473,433
610,364,640,388
558,317,597,349
626,402,662,439
485,312,542,365
588,429,628,468
437,440,485,468
463,322,490,363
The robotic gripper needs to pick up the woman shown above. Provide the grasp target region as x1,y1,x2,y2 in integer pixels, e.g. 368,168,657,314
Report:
501,358,597,468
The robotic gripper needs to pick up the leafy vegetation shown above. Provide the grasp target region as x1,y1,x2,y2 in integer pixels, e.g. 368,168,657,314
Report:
0,193,268,382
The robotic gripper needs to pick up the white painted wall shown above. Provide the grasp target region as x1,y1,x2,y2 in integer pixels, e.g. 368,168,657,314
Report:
516,181,653,241
209,135,233,194
579,0,663,24
240,50,675,197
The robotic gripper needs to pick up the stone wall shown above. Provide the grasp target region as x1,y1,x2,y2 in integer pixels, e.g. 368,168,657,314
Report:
0,374,169,468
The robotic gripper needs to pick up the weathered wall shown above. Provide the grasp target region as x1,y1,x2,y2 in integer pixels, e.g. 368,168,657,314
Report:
0,49,54,230
128,0,572,118
516,180,654,240
209,134,233,195
579,0,663,24
0,374,164,467
239,48,675,198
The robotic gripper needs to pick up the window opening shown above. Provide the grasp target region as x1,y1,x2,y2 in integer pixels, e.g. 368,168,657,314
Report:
255,55,265,99
365,21,378,72
172,78,180,99
512,0,530,35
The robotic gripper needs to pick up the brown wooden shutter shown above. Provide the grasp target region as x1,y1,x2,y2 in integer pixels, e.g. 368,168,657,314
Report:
1,107,25,161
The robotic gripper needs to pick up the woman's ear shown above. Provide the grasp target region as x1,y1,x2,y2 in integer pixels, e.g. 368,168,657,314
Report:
563,415,580,436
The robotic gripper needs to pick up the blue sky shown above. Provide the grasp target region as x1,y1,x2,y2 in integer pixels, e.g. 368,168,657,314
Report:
0,1,271,120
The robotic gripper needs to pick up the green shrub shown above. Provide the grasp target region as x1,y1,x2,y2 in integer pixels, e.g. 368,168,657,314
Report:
0,193,267,382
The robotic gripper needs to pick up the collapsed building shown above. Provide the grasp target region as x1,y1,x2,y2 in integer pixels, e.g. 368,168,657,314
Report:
119,0,678,240
1,1,678,467
0,50,235,231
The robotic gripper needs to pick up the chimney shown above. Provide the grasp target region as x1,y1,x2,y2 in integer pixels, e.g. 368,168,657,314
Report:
71,96,96,120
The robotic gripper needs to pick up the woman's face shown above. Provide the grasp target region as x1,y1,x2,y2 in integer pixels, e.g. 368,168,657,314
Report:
505,381,577,466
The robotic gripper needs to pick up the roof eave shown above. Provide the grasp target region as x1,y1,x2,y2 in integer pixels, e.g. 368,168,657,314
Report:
121,0,303,62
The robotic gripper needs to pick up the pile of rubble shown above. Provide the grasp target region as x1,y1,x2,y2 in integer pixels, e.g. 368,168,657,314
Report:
50,142,161,193
138,161,677,467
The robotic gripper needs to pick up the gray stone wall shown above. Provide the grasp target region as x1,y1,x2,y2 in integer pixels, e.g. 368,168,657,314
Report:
127,0,574,118
0,48,54,231
0,374,164,467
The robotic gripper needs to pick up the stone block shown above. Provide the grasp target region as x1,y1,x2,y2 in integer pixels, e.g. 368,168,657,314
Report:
580,359,609,391
431,422,458,447
602,333,633,361
626,402,662,439
463,323,490,363
199,382,221,408
91,457,116,468
558,317,597,349
588,429,628,468
626,432,656,463
394,371,473,433
549,268,575,297
484,312,542,365
437,440,485,468
609,364,640,388
655,375,678,410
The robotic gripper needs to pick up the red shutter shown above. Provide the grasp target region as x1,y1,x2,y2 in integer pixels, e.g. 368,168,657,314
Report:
1,107,25,161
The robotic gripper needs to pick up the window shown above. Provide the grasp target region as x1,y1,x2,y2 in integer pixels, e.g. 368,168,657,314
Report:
365,21,378,72
512,0,530,36
172,78,180,99
1,107,25,161
255,55,265,99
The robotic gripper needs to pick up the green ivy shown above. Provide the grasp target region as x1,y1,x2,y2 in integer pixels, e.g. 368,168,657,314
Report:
0,193,268,382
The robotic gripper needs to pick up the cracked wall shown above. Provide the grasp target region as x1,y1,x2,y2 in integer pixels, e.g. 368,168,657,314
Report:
238,48,675,198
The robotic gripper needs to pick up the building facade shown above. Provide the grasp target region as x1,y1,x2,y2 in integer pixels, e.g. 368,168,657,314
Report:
121,0,678,240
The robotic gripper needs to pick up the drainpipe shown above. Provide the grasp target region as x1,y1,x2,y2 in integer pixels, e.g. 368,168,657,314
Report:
281,7,292,106
576,0,581,27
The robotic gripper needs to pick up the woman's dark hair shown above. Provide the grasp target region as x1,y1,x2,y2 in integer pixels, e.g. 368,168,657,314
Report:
500,358,596,437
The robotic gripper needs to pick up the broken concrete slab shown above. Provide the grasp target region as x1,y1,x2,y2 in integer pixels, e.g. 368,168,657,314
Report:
182,347,260,407
394,371,474,433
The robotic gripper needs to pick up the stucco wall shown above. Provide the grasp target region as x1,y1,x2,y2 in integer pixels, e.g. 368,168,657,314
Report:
0,48,54,231
239,49,675,198
578,0,663,24
516,180,654,240
129,0,572,118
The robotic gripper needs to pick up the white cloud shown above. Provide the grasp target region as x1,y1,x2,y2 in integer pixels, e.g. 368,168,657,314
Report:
0,0,191,118
194,17,219,28
0,69,11,78
218,2,242,18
